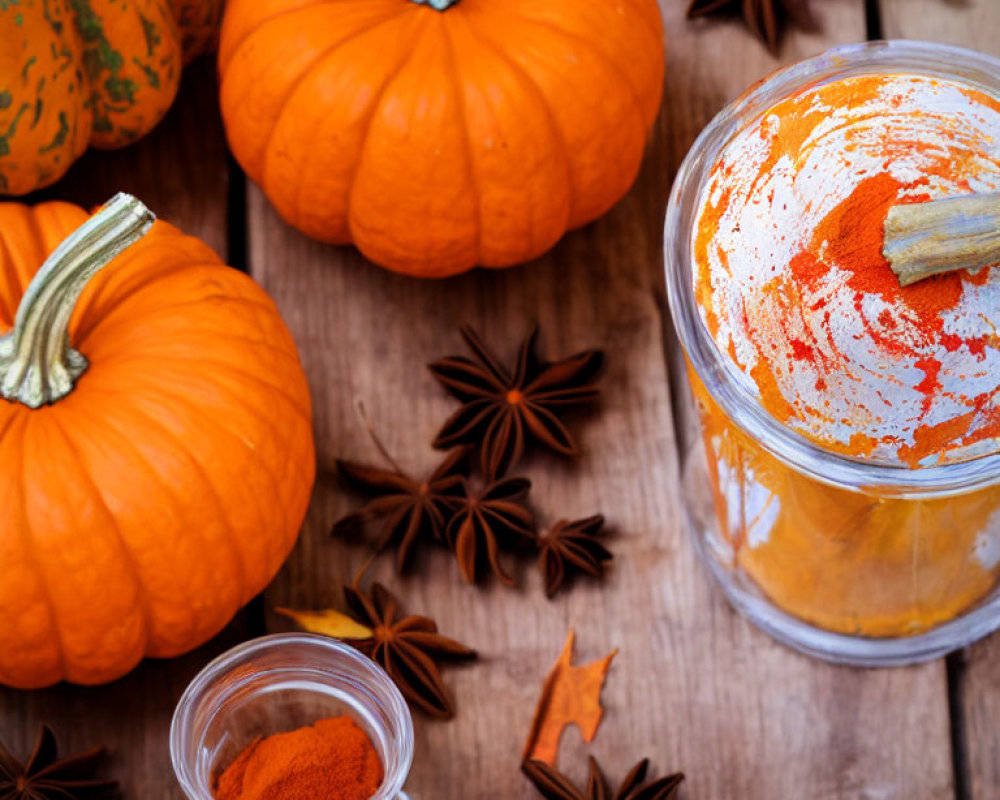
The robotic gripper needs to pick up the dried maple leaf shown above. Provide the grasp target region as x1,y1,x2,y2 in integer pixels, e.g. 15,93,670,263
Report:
687,0,816,54
445,476,536,586
429,325,603,479
523,757,684,800
538,515,612,598
343,580,476,719
523,630,617,766
0,725,117,800
334,447,470,571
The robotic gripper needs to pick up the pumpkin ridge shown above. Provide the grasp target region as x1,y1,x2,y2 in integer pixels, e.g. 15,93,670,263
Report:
103,397,255,609
119,381,298,593
75,290,296,356
221,2,401,150
258,9,408,197
503,14,647,145
442,18,484,263
219,0,361,74
455,15,574,228
89,348,313,421
11,413,69,683
46,412,154,656
71,394,251,643
0,225,23,327
94,353,311,474
343,13,435,244
286,11,423,240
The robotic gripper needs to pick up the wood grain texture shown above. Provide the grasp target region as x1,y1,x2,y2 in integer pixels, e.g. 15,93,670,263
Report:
249,3,955,799
0,58,235,800
878,6,1000,798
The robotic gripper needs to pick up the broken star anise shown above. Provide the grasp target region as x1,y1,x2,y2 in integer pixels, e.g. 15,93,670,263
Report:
0,725,117,800
334,447,470,571
538,515,612,598
687,0,816,55
445,476,536,586
429,325,603,479
342,580,476,720
523,757,684,800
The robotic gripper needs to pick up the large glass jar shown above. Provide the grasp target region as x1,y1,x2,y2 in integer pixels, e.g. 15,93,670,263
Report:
665,40,1000,666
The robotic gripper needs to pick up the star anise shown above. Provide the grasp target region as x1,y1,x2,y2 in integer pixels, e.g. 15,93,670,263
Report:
538,515,612,598
444,476,536,586
0,725,117,800
334,448,470,571
523,757,684,800
429,326,603,479
342,580,476,719
687,0,816,55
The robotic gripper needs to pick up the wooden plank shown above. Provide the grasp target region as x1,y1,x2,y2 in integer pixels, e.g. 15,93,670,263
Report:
0,58,233,800
251,2,955,799
878,6,1000,799
881,0,1000,54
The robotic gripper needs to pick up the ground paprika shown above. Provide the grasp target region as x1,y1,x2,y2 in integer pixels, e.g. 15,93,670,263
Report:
214,716,383,800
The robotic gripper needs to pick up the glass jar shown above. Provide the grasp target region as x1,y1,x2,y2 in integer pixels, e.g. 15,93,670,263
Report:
170,634,414,799
664,40,1000,666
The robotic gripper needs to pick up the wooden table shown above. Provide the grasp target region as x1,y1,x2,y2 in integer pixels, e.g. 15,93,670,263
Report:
3,2,999,798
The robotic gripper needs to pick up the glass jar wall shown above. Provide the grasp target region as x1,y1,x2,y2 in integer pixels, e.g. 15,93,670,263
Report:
665,40,1000,666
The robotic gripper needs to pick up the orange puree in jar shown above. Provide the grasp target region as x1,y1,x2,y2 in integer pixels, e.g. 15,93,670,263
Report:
692,73,1000,636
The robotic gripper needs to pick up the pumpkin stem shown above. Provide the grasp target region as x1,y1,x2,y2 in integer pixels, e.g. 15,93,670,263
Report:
410,0,460,9
0,193,155,408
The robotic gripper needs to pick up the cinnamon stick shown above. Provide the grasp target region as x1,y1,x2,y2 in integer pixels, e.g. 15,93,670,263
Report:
883,192,1000,286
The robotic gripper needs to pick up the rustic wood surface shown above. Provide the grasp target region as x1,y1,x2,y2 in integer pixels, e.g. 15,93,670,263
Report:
0,2,998,799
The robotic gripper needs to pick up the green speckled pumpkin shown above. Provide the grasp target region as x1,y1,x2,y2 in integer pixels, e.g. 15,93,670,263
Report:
0,0,182,196
171,0,225,63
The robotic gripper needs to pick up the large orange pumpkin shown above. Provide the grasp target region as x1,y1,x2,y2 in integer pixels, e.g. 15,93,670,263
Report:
218,0,665,277
0,195,315,688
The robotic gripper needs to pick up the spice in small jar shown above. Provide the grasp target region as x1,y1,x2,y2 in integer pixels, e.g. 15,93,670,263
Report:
213,715,383,800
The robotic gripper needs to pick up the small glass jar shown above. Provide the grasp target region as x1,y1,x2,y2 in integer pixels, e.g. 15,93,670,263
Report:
665,40,1000,666
170,634,414,800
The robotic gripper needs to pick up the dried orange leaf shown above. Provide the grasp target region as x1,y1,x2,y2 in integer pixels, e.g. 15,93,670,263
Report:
276,607,374,640
522,630,617,766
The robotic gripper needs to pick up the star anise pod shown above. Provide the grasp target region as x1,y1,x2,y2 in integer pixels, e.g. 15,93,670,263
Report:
342,580,476,719
0,725,117,800
334,447,470,571
429,325,603,479
523,757,684,800
538,515,612,598
444,476,536,586
687,0,816,55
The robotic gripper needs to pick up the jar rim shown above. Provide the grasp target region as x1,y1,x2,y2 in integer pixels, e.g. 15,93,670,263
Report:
169,633,414,800
664,39,1000,496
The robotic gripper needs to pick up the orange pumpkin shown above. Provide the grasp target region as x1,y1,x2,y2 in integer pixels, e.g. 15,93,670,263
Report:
0,1,182,195
218,0,665,277
0,195,315,688
172,0,227,63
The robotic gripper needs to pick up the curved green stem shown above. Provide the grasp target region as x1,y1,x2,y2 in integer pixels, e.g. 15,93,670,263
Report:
411,0,460,10
0,193,155,408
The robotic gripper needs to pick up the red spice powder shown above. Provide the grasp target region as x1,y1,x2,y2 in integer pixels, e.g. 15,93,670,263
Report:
214,716,383,800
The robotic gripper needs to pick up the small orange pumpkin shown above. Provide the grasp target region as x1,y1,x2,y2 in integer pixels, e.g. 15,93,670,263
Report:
218,0,665,277
0,195,315,688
